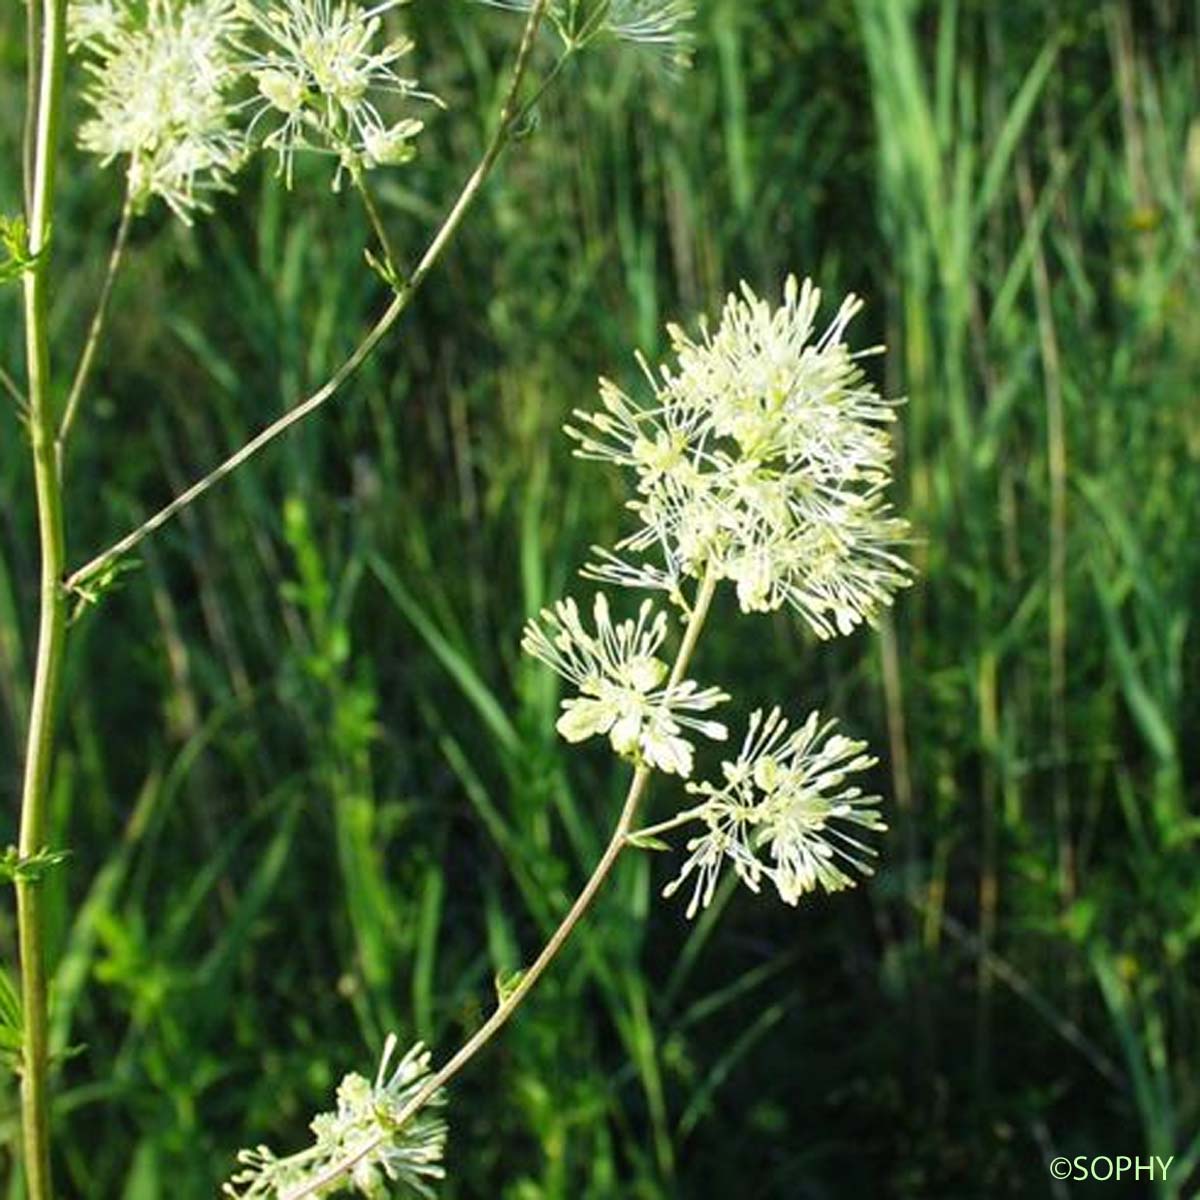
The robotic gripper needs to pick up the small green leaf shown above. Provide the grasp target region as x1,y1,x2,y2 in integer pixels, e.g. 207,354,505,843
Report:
626,831,672,853
494,968,527,1006
0,215,43,285
0,845,71,884
68,558,141,622
363,247,407,294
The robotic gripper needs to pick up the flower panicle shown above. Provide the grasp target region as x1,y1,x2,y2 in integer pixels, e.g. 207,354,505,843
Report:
71,0,440,208
71,0,247,221
569,274,914,640
528,274,910,920
224,1036,447,1199
235,0,439,188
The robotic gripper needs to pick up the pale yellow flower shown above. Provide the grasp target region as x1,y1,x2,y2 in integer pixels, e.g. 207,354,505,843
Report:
664,707,885,916
522,593,728,776
572,276,914,640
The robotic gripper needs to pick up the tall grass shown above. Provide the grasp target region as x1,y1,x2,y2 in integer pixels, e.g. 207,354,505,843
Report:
0,0,1197,1195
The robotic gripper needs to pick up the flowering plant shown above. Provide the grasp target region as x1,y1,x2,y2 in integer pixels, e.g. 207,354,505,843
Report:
6,0,911,1193
540,274,910,914
574,277,910,637
521,593,729,774
73,0,247,219
221,276,910,1199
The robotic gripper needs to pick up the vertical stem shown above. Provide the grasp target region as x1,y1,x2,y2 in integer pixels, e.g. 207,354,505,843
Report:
352,170,401,282
23,0,40,217
18,0,70,1196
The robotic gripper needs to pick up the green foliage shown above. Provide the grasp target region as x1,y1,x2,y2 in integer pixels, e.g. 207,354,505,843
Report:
67,558,141,622
1,0,1198,1197
0,967,23,1073
0,214,39,285
0,847,70,885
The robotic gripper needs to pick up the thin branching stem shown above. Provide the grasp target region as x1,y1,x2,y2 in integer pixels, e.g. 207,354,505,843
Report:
626,804,708,843
351,168,402,280
17,0,70,1196
56,182,135,460
281,565,720,1200
65,0,556,597
511,38,575,119
0,362,28,412
57,183,135,458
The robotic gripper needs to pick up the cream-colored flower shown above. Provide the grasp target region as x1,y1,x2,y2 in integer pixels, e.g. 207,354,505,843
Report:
73,0,246,221
68,0,124,47
225,1036,447,1199
475,0,695,69
663,707,885,916
572,276,913,640
236,0,437,187
522,593,727,776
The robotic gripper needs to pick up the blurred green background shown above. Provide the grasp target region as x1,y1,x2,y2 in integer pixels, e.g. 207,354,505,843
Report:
2,1,1199,1196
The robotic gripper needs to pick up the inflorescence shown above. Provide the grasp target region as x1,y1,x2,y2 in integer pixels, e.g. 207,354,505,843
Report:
525,275,912,918
236,0,440,188
664,707,885,917
522,593,728,776
72,0,247,220
71,0,698,221
224,1037,447,1199
476,0,695,71
70,0,438,215
572,275,911,639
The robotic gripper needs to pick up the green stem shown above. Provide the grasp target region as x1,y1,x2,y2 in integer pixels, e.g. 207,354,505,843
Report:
626,805,708,844
56,182,135,461
510,41,574,125
282,566,721,1200
351,168,402,282
18,1,70,1197
23,0,39,217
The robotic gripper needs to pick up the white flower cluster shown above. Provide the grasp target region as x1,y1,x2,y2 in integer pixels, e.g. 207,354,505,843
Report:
72,0,247,221
664,708,884,917
237,0,439,188
225,1036,447,1199
522,593,727,776
476,0,695,70
572,276,912,640
521,277,906,918
69,0,437,215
